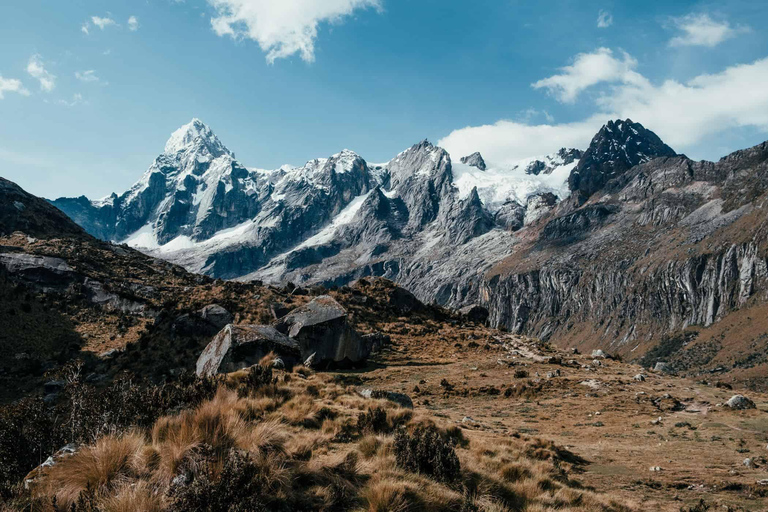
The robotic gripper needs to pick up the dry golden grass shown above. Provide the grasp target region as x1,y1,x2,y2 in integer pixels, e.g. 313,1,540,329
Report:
28,370,633,512
39,432,145,508
100,481,165,512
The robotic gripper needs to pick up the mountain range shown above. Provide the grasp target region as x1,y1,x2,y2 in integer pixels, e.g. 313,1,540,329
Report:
50,119,768,385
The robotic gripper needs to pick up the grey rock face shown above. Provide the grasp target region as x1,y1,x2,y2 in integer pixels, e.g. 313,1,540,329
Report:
494,201,525,231
460,152,487,171
477,141,768,364
196,324,301,377
275,295,369,368
524,193,558,226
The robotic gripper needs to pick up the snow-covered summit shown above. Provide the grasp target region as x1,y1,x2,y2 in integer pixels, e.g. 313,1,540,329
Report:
451,149,581,212
163,118,232,158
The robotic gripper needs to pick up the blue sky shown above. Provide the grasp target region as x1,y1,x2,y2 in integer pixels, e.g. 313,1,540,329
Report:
1,0,767,199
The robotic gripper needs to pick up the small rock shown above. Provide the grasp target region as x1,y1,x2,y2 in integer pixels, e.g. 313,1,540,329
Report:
726,395,756,410
271,357,285,370
633,374,646,382
651,417,663,425
357,388,414,409
304,353,317,368
649,466,662,472
43,380,66,394
744,458,755,468
591,349,608,359
654,362,675,374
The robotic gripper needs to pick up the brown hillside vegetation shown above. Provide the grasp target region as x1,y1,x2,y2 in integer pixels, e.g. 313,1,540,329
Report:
13,363,634,512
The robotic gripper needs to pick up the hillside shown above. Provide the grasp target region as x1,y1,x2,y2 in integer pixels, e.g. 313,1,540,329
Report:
2,177,768,511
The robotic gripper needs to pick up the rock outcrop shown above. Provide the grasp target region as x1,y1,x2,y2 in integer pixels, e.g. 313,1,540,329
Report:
275,295,370,368
196,324,301,377
460,152,487,171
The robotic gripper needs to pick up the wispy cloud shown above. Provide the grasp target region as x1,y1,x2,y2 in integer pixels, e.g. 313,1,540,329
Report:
91,16,117,30
597,10,613,28
27,55,56,92
128,16,139,31
0,76,31,99
532,48,647,103
208,0,382,63
441,53,768,166
57,93,85,107
75,70,100,83
668,13,749,47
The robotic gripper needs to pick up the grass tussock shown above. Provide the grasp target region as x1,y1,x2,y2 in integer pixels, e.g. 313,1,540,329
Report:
11,369,633,512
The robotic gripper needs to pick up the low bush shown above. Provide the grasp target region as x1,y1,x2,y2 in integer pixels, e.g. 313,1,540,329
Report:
393,425,461,483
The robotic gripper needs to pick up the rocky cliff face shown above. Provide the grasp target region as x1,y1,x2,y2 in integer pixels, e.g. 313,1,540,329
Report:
477,142,768,373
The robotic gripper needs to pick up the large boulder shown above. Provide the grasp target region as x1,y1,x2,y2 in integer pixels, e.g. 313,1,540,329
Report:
275,295,369,368
388,287,425,314
196,324,301,377
200,304,233,330
173,304,234,337
459,304,489,324
726,395,756,410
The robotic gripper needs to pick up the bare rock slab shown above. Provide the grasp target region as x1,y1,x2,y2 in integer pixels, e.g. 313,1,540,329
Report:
196,324,300,377
276,295,370,368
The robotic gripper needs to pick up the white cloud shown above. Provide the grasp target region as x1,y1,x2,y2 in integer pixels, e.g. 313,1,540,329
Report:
532,48,647,103
669,13,748,47
26,55,56,92
0,76,31,99
439,118,602,168
441,53,768,166
91,16,117,30
128,16,139,31
597,10,613,28
597,57,768,148
81,23,90,35
58,93,85,107
207,0,382,63
75,70,100,83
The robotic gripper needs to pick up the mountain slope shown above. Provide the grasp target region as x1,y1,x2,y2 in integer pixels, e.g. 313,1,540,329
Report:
0,177,86,239
50,119,768,388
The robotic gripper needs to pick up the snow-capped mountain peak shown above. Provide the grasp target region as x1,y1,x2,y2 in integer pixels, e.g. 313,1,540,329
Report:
164,118,232,158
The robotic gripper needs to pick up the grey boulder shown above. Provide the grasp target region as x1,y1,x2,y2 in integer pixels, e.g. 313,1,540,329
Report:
459,304,489,324
196,324,301,377
726,395,756,410
200,304,233,330
276,295,370,368
358,388,414,409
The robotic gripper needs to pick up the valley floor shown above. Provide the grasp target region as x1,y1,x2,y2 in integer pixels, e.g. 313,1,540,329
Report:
354,322,768,511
